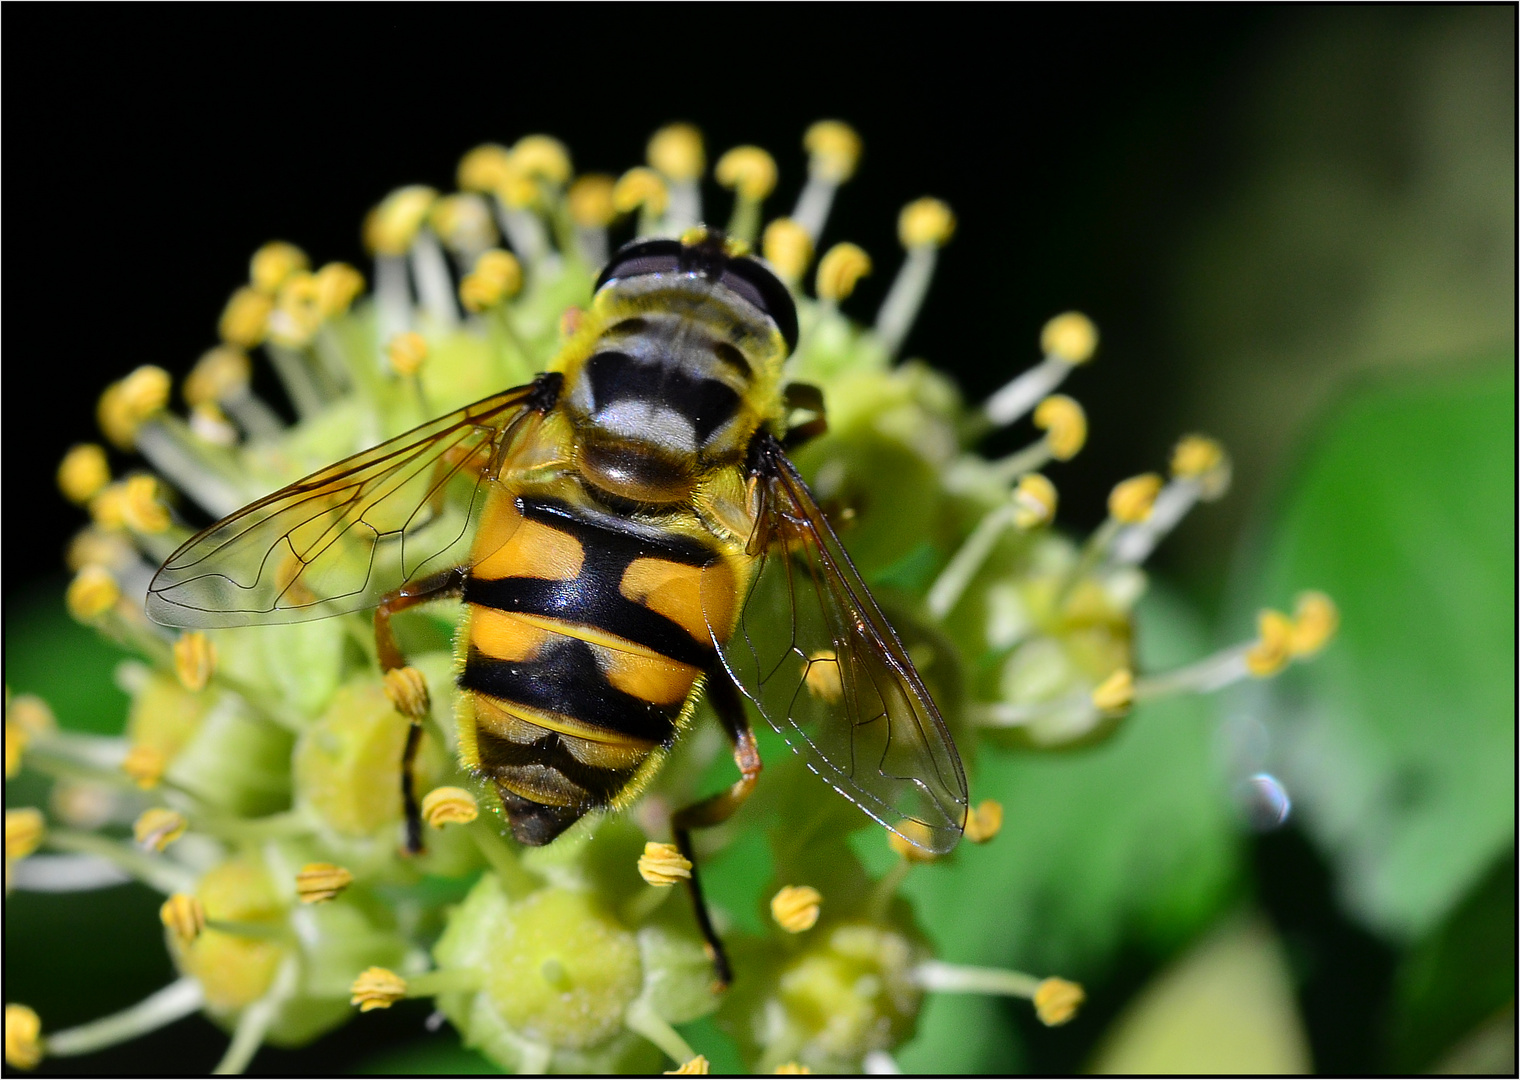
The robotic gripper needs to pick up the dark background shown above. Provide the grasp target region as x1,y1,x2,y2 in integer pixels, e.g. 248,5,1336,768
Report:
4,6,1513,1074
9,7,1286,608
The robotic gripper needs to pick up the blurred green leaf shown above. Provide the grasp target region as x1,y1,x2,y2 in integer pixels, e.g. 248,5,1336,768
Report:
880,583,1244,1066
1241,361,1515,939
1089,916,1311,1073
5,578,132,735
1387,852,1516,1071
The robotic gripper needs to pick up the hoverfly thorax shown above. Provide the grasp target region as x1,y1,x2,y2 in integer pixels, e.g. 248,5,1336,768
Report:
559,233,797,507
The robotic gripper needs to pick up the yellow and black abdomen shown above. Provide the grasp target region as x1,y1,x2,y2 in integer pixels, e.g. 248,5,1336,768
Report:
455,484,739,845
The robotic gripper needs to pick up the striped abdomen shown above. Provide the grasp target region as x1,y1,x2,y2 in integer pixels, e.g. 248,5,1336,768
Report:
456,487,739,845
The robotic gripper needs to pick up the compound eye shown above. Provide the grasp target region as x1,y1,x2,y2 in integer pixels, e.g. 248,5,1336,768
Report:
594,239,683,291
721,259,798,353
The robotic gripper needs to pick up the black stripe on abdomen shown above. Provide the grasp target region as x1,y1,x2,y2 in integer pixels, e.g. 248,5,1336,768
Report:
463,576,711,669
460,637,680,745
474,728,638,807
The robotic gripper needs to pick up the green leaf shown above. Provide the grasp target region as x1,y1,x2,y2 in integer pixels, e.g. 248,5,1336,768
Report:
1387,851,1516,1071
4,577,132,735
1089,916,1312,1073
1240,362,1515,939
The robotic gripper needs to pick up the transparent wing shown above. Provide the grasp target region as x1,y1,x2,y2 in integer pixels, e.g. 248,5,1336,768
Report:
709,438,968,853
146,382,546,627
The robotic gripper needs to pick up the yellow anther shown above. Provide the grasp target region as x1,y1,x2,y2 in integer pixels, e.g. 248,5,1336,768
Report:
1091,668,1135,713
97,365,171,449
1170,434,1223,479
65,528,133,573
803,649,844,704
296,862,354,904
898,197,956,249
313,262,366,319
1108,473,1163,524
716,145,778,201
66,565,120,621
962,799,1004,844
268,271,323,348
612,166,670,217
218,286,273,349
567,174,617,228
382,666,430,722
512,134,573,185
762,218,813,282
4,698,53,779
1290,591,1339,657
774,1065,812,1075
1012,473,1058,529
134,807,188,852
664,1055,710,1075
1032,977,1085,1026
5,1004,42,1069
647,123,705,181
121,744,166,790
421,786,479,828
771,885,823,933
363,185,439,257
57,444,110,504
122,475,170,534
887,818,940,862
1040,311,1099,365
87,482,129,531
1032,394,1087,460
1245,609,1294,678
804,120,863,183
350,967,407,1012
173,631,217,692
386,331,429,378
637,841,692,886
815,242,872,302
160,893,206,944
8,697,56,741
459,248,524,313
457,143,515,194
6,808,45,861
183,346,251,407
249,241,309,295
430,194,497,252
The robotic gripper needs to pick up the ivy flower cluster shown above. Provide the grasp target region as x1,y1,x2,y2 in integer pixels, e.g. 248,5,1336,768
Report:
5,121,1335,1074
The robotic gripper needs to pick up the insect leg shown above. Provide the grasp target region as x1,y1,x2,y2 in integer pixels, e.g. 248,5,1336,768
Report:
781,381,828,451
672,666,763,989
374,566,467,853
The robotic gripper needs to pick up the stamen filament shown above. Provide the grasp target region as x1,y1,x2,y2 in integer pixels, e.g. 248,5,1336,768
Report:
624,998,697,1065
990,440,1055,483
9,853,132,892
911,959,1041,998
468,817,538,899
982,356,1074,428
43,828,196,895
263,344,329,419
409,230,459,329
134,417,248,518
1111,478,1201,565
213,955,298,1075
874,246,937,359
791,175,839,242
374,255,411,345
404,969,485,997
220,388,285,441
925,504,1017,620
1133,647,1251,699
44,977,204,1058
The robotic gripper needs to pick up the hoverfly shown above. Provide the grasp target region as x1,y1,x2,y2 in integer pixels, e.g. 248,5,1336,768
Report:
146,228,967,983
